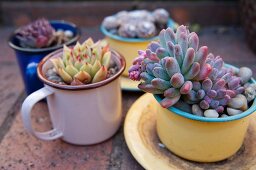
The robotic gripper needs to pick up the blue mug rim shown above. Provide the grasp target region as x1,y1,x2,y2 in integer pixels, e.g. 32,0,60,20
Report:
154,63,256,122
8,20,81,53
100,18,177,43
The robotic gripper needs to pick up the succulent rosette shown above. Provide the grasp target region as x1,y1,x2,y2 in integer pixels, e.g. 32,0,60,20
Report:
129,25,254,118
15,18,74,49
48,38,112,85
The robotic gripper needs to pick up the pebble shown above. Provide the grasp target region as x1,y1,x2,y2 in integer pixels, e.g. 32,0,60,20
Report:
227,107,243,116
47,75,62,83
238,67,252,84
228,97,243,109
64,30,74,38
46,68,57,77
204,109,219,118
237,94,248,111
192,104,203,117
221,114,228,118
245,86,256,102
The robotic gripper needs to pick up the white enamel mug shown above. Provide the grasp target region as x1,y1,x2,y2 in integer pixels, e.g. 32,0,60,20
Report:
21,49,125,145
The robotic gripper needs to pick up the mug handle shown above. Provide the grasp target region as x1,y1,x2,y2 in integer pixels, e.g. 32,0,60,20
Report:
21,87,63,140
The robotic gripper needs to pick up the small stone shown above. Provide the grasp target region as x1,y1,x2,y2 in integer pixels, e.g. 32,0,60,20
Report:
158,143,165,148
192,104,203,116
227,107,243,116
245,86,256,102
221,114,229,118
48,75,62,83
46,68,57,77
102,16,119,30
204,109,219,118
228,97,244,109
236,94,248,111
64,30,74,38
238,67,252,84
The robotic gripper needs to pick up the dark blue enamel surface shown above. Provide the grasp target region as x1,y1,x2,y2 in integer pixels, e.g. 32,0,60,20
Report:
9,20,80,94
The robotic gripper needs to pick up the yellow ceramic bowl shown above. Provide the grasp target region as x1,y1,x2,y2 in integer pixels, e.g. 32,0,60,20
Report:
154,78,256,163
101,19,177,77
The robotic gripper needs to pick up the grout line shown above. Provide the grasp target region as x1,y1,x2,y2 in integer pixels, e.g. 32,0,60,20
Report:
0,91,26,143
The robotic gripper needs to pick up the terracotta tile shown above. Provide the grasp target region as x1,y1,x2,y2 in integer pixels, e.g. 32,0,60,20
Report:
0,102,112,170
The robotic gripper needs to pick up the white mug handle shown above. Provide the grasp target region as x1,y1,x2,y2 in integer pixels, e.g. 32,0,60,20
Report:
21,87,63,140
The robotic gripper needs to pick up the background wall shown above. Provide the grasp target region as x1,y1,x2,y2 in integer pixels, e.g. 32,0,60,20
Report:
0,0,240,27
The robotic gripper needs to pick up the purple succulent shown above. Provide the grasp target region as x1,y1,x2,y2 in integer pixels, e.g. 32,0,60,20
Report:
129,25,212,108
184,53,245,114
15,18,55,48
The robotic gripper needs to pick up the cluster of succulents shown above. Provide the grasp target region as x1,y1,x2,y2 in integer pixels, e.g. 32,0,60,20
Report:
15,18,74,48
46,38,118,85
129,25,255,118
102,9,169,38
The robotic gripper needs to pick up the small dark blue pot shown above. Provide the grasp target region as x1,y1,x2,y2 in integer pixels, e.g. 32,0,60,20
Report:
9,20,81,95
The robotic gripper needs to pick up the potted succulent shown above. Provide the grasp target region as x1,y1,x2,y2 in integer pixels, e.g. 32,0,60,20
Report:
129,25,256,162
21,38,125,145
9,18,81,94
101,8,177,77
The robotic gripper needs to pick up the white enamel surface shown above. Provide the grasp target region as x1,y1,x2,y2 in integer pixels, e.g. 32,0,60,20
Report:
21,87,63,140
45,78,122,145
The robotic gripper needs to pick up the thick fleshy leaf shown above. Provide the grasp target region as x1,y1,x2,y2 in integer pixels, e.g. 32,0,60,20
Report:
181,48,195,74
202,78,213,91
180,81,193,94
102,51,111,69
92,66,107,83
151,78,170,90
140,72,154,83
74,61,83,70
51,57,65,72
200,100,209,109
167,41,174,56
170,73,184,88
184,90,198,103
164,88,180,98
207,90,217,98
146,63,155,76
195,46,208,66
156,48,169,59
160,95,181,108
197,89,206,99
188,32,199,51
228,77,240,90
192,81,201,91
194,63,212,80
58,68,72,84
177,32,188,57
174,44,183,66
184,62,200,80
159,29,167,49
212,79,226,90
91,60,101,77
65,65,79,77
165,57,180,77
165,27,176,44
80,62,92,75
152,67,170,81
74,71,92,84
138,83,164,94
148,41,160,52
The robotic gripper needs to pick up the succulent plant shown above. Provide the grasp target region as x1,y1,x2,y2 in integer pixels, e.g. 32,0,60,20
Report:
129,25,213,108
102,9,169,39
185,54,245,114
15,18,74,49
50,38,111,85
129,25,255,118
